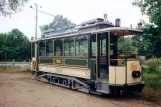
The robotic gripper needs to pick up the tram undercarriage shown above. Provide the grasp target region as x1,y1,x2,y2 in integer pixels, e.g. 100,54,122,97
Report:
31,71,144,95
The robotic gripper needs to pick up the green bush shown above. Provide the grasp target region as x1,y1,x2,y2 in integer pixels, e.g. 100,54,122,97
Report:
146,80,161,88
145,58,161,73
143,71,161,88
0,65,8,69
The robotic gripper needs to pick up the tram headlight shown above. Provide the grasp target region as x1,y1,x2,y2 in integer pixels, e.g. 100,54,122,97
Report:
132,71,141,78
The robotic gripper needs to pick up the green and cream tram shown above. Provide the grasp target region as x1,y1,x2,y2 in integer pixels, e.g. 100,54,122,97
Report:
31,18,145,95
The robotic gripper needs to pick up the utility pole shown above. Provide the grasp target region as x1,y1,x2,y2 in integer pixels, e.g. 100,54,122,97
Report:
34,3,38,58
30,3,55,58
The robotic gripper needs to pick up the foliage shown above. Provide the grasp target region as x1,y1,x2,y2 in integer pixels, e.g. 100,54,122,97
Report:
137,24,161,58
142,58,161,88
143,71,161,88
132,0,161,59
145,58,161,73
0,0,28,16
132,0,161,28
40,15,75,32
0,29,30,60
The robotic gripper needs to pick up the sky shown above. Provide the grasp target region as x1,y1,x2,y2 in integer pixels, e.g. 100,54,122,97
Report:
0,0,148,40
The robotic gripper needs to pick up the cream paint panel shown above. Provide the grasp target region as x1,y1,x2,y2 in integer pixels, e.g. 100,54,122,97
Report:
116,67,126,84
109,66,116,84
32,57,36,60
31,57,36,71
39,65,90,79
127,60,141,84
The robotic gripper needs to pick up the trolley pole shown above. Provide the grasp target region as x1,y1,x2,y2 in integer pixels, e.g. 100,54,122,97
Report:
34,3,38,58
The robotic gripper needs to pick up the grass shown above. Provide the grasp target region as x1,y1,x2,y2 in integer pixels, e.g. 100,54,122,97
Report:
142,71,161,104
0,62,30,64
143,72,161,88
0,65,29,73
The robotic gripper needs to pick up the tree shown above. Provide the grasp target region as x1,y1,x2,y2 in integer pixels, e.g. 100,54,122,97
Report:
132,0,161,59
0,0,28,16
0,29,30,61
132,0,161,28
40,15,75,32
138,25,161,58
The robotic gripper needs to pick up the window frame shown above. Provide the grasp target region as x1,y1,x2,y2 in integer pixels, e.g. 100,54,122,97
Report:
38,34,89,58
75,35,88,57
64,37,75,56
54,39,63,56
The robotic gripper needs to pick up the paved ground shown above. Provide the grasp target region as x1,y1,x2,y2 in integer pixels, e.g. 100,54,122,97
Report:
0,72,160,107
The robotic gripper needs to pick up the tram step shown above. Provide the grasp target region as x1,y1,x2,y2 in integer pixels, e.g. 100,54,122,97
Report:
96,82,110,94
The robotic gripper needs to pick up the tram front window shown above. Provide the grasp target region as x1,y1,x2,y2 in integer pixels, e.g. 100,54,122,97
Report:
117,36,138,59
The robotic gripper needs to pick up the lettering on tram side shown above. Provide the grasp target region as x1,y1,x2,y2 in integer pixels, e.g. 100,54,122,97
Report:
131,63,137,71
55,59,62,64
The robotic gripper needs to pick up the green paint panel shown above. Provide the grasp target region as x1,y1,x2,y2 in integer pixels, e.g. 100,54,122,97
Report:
39,58,53,63
65,59,87,66
90,59,96,80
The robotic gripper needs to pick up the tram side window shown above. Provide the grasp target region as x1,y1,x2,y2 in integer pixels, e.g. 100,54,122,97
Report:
91,35,96,56
101,37,106,56
91,34,106,57
92,42,96,56
64,37,75,56
76,36,88,57
54,40,63,56
46,41,53,56
39,41,46,56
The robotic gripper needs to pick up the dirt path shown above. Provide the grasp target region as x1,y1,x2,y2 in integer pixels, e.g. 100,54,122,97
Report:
0,72,160,107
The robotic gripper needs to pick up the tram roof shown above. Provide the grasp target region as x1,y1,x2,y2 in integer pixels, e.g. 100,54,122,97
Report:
35,27,142,41
91,27,142,34
92,27,142,37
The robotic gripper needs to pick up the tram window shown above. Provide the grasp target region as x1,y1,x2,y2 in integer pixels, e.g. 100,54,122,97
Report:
101,38,106,56
64,37,75,56
91,35,106,57
92,42,96,56
54,40,63,56
91,35,96,56
46,41,53,56
39,41,46,56
76,36,88,57
110,44,114,55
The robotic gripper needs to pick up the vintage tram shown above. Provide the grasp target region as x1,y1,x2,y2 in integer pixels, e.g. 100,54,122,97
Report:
31,18,145,95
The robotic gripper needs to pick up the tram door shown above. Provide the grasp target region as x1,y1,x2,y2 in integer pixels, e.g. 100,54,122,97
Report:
90,33,108,82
